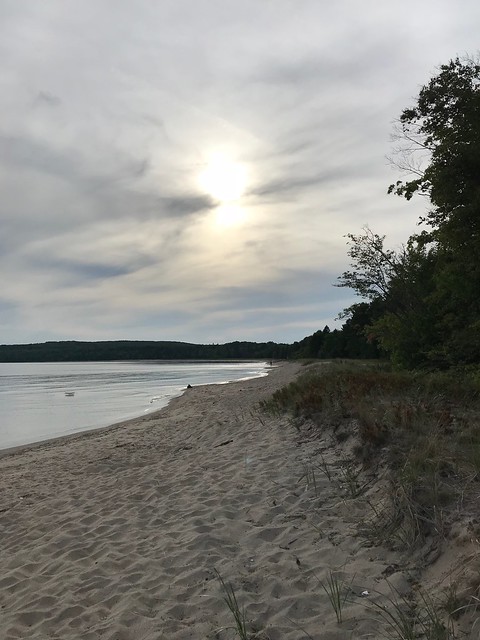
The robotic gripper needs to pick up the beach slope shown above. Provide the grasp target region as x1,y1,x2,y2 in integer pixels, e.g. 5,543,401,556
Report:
0,362,436,639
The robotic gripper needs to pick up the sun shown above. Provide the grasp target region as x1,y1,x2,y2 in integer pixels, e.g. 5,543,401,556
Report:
199,153,247,203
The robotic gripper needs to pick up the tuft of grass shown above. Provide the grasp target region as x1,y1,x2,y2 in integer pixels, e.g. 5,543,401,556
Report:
317,453,333,481
440,581,463,622
215,570,249,640
320,570,352,624
418,589,453,640
362,475,446,550
338,457,371,498
367,591,417,640
365,586,453,640
439,572,480,628
298,462,319,496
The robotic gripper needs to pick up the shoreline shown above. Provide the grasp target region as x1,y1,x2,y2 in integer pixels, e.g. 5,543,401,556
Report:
0,363,279,460
1,361,313,640
1,361,474,638
0,361,273,458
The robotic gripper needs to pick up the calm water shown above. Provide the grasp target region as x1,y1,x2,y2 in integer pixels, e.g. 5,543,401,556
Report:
0,361,268,450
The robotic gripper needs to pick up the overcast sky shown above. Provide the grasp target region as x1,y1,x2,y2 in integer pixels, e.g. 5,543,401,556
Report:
1,1,479,345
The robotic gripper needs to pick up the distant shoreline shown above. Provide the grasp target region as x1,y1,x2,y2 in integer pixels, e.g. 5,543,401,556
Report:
0,339,291,363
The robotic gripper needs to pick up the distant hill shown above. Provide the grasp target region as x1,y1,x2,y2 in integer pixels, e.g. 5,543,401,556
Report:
0,340,291,362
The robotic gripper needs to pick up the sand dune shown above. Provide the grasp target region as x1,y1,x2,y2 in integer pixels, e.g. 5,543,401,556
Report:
0,362,477,639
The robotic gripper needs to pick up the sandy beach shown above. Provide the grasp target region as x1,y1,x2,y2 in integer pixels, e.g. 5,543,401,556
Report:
0,362,477,639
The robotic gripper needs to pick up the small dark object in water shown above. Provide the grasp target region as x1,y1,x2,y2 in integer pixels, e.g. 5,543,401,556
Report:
187,384,192,389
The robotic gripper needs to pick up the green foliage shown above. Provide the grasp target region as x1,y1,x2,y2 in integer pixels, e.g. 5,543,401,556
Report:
290,316,382,361
2,331,380,364
390,57,480,219
289,325,332,358
337,228,400,301
340,56,480,370
391,57,480,368
337,230,438,367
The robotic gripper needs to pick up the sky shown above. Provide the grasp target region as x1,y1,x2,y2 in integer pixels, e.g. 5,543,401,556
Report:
1,1,479,345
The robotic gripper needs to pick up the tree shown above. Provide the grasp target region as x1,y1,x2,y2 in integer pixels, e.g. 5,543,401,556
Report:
337,229,437,367
336,228,400,302
388,57,480,366
340,303,383,359
388,57,480,215
337,57,480,368
337,227,436,316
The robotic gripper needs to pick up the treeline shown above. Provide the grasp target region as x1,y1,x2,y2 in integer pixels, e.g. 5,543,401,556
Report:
289,314,381,360
0,340,291,362
0,334,375,363
336,57,480,371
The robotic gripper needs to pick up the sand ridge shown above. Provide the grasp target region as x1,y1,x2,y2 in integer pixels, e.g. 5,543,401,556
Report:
0,362,465,639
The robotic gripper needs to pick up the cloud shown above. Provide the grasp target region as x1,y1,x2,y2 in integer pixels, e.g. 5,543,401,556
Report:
27,256,155,286
1,1,479,343
35,91,62,108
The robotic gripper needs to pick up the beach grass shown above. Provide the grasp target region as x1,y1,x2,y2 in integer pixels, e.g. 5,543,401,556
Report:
261,361,480,548
215,570,250,640
320,569,352,624
364,585,457,640
260,360,480,635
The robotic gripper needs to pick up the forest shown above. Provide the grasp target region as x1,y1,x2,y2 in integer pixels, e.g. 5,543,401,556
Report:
0,340,291,362
305,57,480,371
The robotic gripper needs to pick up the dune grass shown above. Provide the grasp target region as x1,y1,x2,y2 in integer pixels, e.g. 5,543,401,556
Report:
215,570,250,640
260,361,480,635
365,585,454,640
320,570,352,624
261,361,480,549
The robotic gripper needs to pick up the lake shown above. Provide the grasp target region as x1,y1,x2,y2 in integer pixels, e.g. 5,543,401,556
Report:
0,360,268,450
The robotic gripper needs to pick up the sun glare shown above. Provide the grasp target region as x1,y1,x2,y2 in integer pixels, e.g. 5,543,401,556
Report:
215,204,246,227
199,154,247,203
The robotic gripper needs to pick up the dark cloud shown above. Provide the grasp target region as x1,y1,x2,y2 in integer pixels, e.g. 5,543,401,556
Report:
157,195,214,217
0,134,148,205
35,91,62,108
0,134,81,181
27,256,156,285
0,133,214,255
249,166,363,199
